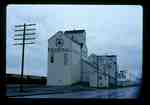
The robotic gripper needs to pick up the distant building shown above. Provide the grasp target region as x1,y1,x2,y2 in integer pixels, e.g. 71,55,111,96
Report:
117,70,130,86
88,54,118,88
118,70,127,80
47,30,88,86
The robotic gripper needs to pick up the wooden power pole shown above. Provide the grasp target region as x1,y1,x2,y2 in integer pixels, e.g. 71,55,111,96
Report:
14,23,36,92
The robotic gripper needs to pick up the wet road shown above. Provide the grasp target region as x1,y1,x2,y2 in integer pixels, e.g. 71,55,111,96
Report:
16,86,140,98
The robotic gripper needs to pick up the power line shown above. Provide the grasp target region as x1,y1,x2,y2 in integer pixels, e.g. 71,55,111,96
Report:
15,24,36,27
14,33,36,36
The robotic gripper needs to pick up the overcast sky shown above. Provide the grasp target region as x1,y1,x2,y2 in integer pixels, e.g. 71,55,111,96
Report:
6,5,143,80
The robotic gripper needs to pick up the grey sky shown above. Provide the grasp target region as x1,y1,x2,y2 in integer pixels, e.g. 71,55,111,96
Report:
6,5,143,80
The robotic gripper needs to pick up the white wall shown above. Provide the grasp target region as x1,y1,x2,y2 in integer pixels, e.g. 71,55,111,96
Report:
47,51,70,85
82,60,97,83
47,31,82,86
47,32,72,86
89,72,97,87
70,39,81,84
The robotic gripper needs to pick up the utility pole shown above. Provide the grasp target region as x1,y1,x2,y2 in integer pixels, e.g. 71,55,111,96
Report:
97,56,99,88
14,23,36,92
115,61,117,88
80,43,83,83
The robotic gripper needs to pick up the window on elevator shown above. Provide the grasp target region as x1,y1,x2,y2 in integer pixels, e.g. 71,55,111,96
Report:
51,56,54,63
64,53,68,65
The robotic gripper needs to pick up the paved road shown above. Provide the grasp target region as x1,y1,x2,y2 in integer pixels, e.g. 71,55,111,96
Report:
7,84,94,97
13,86,140,98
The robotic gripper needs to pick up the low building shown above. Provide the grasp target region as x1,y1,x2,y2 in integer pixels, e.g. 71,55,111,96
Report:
117,70,130,86
118,70,127,81
6,73,46,84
